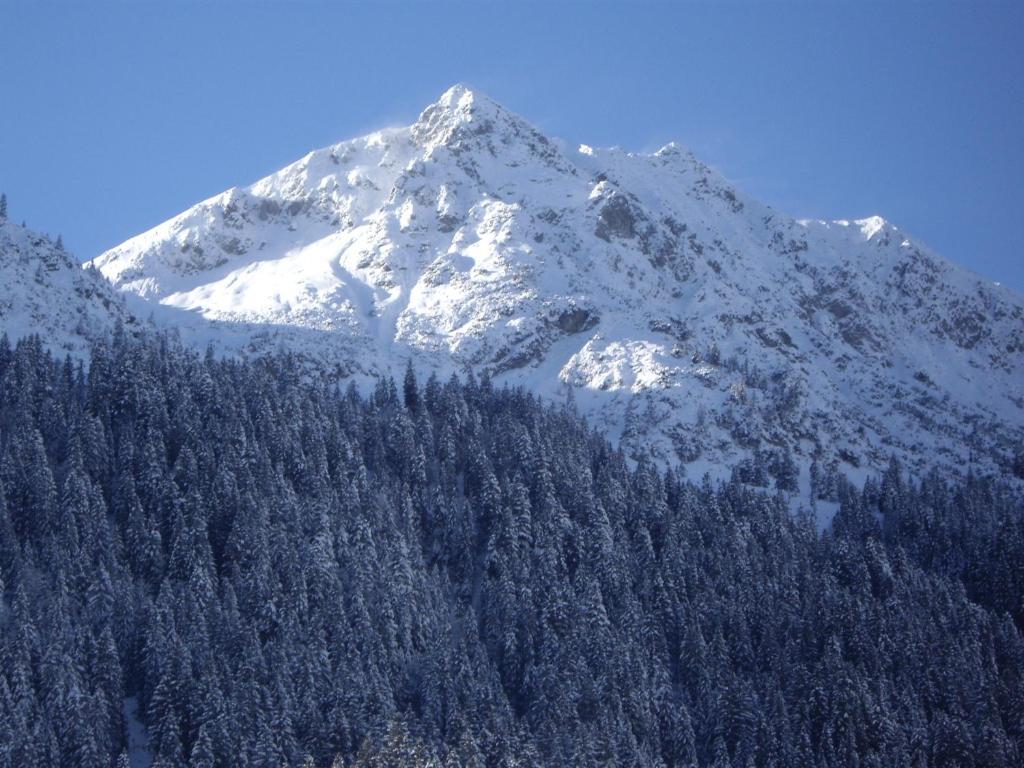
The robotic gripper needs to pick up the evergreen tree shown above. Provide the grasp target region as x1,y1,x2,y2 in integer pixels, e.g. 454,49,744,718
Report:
403,359,419,413
0,330,1019,767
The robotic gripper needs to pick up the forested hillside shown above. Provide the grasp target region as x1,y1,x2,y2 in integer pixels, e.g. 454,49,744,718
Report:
0,330,1022,767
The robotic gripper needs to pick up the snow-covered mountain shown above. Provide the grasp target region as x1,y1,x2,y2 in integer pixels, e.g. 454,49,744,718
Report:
0,216,139,355
88,85,1024,481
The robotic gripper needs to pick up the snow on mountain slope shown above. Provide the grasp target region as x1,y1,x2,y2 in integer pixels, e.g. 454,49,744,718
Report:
90,85,1024,482
0,217,139,355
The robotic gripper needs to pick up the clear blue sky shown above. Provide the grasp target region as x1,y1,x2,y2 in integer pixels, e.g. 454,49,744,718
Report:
2,1,1022,289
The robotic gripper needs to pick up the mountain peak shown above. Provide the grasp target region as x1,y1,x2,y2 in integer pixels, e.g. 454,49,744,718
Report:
435,82,489,108
85,91,1024,485
412,83,529,149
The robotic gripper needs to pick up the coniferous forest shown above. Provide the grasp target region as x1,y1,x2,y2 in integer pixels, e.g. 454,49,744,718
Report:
0,330,1022,768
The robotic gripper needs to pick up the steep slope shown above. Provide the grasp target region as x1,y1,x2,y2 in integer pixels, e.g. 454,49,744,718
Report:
90,85,1024,482
0,216,139,355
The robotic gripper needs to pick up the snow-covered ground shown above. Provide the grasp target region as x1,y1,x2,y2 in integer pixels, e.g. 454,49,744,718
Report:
0,219,139,355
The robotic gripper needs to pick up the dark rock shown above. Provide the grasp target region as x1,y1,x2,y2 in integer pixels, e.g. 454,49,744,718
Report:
595,195,636,241
555,308,599,334
257,199,282,221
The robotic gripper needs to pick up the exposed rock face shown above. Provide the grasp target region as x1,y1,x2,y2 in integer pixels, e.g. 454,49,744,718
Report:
84,85,1024,484
555,308,599,334
594,192,638,241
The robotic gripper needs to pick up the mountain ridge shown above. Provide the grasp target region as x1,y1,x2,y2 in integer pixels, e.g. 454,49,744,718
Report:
0,216,140,354
21,84,1024,487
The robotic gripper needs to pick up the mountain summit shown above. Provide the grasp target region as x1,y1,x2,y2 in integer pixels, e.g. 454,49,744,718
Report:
411,83,528,148
88,86,1024,486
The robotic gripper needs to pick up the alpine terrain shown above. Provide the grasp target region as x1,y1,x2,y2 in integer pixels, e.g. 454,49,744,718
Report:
0,212,139,355
88,85,1024,486
2,88,1024,768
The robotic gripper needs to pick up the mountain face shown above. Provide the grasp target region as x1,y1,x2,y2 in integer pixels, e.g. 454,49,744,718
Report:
0,217,138,354
89,85,1024,482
